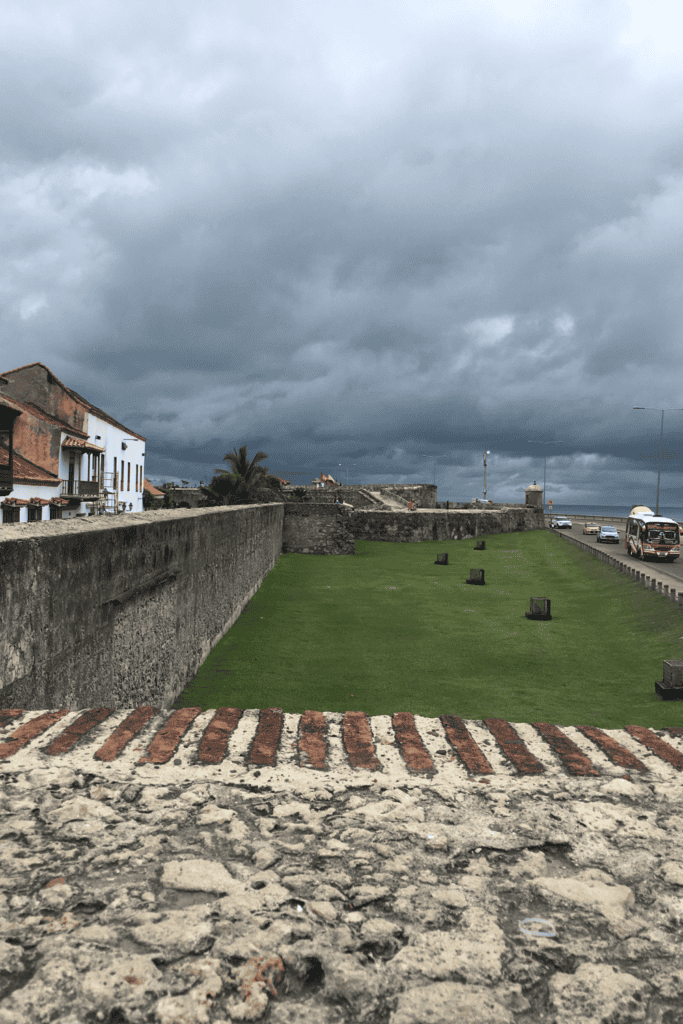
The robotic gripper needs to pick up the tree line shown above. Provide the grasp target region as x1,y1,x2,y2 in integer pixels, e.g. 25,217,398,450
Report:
142,446,313,510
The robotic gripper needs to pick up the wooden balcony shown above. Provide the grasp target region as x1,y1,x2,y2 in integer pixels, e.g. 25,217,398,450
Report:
0,466,12,497
61,479,101,498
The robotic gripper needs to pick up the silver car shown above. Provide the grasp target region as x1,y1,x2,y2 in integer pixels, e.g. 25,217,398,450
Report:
597,525,619,544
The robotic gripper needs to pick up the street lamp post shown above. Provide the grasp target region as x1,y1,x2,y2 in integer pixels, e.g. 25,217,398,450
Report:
420,455,436,498
483,451,490,500
527,440,564,513
633,407,683,516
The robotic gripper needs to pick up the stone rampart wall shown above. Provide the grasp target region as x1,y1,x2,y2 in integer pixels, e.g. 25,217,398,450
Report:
161,486,204,508
284,487,379,508
0,504,285,712
349,506,544,543
281,502,355,554
286,483,438,506
1,501,543,712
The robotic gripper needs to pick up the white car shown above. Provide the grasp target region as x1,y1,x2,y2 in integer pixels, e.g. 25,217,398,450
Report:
551,518,572,529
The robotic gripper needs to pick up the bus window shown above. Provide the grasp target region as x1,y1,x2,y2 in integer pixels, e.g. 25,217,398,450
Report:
646,526,678,542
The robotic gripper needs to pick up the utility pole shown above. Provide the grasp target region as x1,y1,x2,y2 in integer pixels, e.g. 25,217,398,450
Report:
527,440,564,512
633,407,683,515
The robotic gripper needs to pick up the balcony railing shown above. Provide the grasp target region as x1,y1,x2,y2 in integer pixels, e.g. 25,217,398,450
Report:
0,466,12,495
61,479,101,498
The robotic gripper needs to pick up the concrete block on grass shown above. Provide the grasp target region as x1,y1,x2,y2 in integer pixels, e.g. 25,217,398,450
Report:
465,568,485,585
655,660,683,701
525,597,552,621
434,553,448,565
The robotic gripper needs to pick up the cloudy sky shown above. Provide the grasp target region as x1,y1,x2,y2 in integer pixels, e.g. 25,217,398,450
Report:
4,0,683,509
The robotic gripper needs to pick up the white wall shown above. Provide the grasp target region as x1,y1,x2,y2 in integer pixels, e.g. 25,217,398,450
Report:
84,413,145,514
3,412,145,523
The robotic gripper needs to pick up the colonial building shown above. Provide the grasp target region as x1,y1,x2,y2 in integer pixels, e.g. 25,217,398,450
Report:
311,473,337,487
143,479,166,502
0,362,146,524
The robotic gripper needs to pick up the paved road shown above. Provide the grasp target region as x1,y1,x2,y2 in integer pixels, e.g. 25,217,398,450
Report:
544,513,683,593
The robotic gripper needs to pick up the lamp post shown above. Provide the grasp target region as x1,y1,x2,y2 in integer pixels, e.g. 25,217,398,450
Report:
633,407,683,516
483,451,490,500
420,454,436,509
527,440,564,513
420,455,436,484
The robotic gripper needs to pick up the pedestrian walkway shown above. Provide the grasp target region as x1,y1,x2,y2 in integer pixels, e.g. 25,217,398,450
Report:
2,706,682,788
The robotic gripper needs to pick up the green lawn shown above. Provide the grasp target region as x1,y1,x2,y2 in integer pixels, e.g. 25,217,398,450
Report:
170,528,683,730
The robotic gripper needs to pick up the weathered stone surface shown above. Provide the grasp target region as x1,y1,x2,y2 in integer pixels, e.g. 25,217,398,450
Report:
1,766,682,1022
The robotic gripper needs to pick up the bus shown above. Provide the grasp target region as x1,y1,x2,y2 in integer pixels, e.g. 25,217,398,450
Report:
625,505,680,562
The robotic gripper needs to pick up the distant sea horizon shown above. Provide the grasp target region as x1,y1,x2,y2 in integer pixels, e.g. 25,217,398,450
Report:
537,503,683,521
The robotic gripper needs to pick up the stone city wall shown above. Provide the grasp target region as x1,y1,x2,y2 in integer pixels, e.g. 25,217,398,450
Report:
284,483,438,506
1,502,543,712
280,501,355,554
0,504,285,712
349,506,544,543
283,486,379,509
157,486,204,508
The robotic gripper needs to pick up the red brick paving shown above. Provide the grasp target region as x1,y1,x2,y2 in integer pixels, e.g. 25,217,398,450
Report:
1,707,683,778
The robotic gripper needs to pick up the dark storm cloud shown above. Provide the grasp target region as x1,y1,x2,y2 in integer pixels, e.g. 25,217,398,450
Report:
3,0,683,504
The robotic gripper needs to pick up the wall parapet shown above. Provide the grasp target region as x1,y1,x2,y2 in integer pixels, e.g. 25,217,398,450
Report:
0,504,284,712
1,501,543,712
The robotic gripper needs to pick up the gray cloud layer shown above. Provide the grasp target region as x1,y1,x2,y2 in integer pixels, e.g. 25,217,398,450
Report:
4,0,683,506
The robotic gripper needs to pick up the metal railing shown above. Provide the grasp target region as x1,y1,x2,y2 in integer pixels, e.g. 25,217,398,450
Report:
548,513,624,523
546,513,683,525
60,479,101,497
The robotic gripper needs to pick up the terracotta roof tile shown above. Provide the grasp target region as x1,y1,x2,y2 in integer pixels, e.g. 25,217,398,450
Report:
1,494,70,507
62,436,105,452
0,443,60,484
0,362,145,441
143,479,165,497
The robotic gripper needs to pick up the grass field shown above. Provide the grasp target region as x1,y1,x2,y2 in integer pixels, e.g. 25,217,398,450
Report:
170,528,683,730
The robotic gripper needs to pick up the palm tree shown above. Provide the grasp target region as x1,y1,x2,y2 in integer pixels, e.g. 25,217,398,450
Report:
199,445,285,506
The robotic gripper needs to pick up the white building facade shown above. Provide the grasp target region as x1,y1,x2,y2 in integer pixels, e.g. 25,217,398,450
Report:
0,362,145,524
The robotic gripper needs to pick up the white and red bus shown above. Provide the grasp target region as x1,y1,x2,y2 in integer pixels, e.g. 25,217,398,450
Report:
625,505,680,562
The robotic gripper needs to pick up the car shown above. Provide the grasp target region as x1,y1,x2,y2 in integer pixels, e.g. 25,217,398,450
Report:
553,517,572,529
597,526,619,543
583,523,599,535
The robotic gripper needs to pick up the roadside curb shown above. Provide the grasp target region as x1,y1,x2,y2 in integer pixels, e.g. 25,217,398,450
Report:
546,523,683,610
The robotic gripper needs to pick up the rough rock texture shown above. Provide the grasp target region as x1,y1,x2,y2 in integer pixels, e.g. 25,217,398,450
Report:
1,767,683,1022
